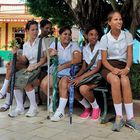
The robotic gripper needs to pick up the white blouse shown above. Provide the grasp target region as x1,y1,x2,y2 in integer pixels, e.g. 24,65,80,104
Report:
49,41,81,77
83,41,101,70
50,41,81,65
100,30,133,62
23,38,46,64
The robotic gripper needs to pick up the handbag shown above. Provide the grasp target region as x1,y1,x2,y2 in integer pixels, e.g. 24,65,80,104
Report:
77,73,102,87
15,68,41,89
77,50,102,86
15,38,42,89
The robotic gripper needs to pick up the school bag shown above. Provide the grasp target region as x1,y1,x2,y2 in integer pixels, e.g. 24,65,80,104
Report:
14,38,42,89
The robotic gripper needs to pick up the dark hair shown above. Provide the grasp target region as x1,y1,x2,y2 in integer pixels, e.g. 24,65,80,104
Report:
59,26,72,35
85,26,98,35
25,20,38,30
40,19,52,28
85,26,103,40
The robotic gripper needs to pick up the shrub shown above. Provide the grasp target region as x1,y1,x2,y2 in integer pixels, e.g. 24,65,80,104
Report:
130,63,140,99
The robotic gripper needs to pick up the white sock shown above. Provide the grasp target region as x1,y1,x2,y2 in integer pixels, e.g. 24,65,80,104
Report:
49,95,52,100
49,96,53,108
0,79,9,96
1,92,10,108
4,92,10,105
124,103,134,120
14,89,24,111
26,89,37,108
90,99,99,109
114,103,123,117
57,97,68,113
79,98,90,109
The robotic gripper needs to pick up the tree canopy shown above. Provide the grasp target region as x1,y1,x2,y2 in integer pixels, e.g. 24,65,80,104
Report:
26,0,75,27
65,0,140,37
26,0,140,38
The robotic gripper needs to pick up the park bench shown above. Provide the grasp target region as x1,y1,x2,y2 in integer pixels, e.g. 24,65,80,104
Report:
92,79,115,124
94,85,112,123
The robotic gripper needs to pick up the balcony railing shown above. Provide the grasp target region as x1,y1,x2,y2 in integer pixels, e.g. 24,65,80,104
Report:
0,4,28,14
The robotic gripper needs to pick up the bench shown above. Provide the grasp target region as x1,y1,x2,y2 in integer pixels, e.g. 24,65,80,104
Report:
93,83,115,124
94,86,109,124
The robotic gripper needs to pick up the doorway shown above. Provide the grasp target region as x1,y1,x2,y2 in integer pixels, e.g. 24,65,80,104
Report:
12,27,25,49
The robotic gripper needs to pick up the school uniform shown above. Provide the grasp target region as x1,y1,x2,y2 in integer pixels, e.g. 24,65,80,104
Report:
83,41,101,70
100,30,133,79
78,41,102,85
49,41,81,77
8,38,47,117
23,37,46,64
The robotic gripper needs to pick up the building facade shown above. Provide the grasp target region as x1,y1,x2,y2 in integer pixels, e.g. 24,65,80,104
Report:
0,4,41,50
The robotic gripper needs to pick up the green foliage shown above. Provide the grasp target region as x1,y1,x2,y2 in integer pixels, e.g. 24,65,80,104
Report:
26,0,75,27
8,40,20,48
2,40,20,49
26,0,140,37
130,63,140,99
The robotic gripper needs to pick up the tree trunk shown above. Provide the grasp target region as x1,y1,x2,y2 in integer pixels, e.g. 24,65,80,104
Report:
65,0,140,37
130,0,140,37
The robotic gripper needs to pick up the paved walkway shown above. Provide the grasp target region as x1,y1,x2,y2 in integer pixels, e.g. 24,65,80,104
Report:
0,98,140,140
0,72,140,140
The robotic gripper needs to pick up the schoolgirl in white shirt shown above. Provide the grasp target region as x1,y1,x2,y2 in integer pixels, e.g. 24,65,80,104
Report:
9,20,46,117
100,11,140,132
41,26,82,121
73,27,102,121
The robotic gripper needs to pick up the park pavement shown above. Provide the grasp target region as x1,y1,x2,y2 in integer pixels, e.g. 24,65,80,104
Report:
0,71,140,140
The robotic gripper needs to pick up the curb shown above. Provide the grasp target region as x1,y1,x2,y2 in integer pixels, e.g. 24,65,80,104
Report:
133,100,140,104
